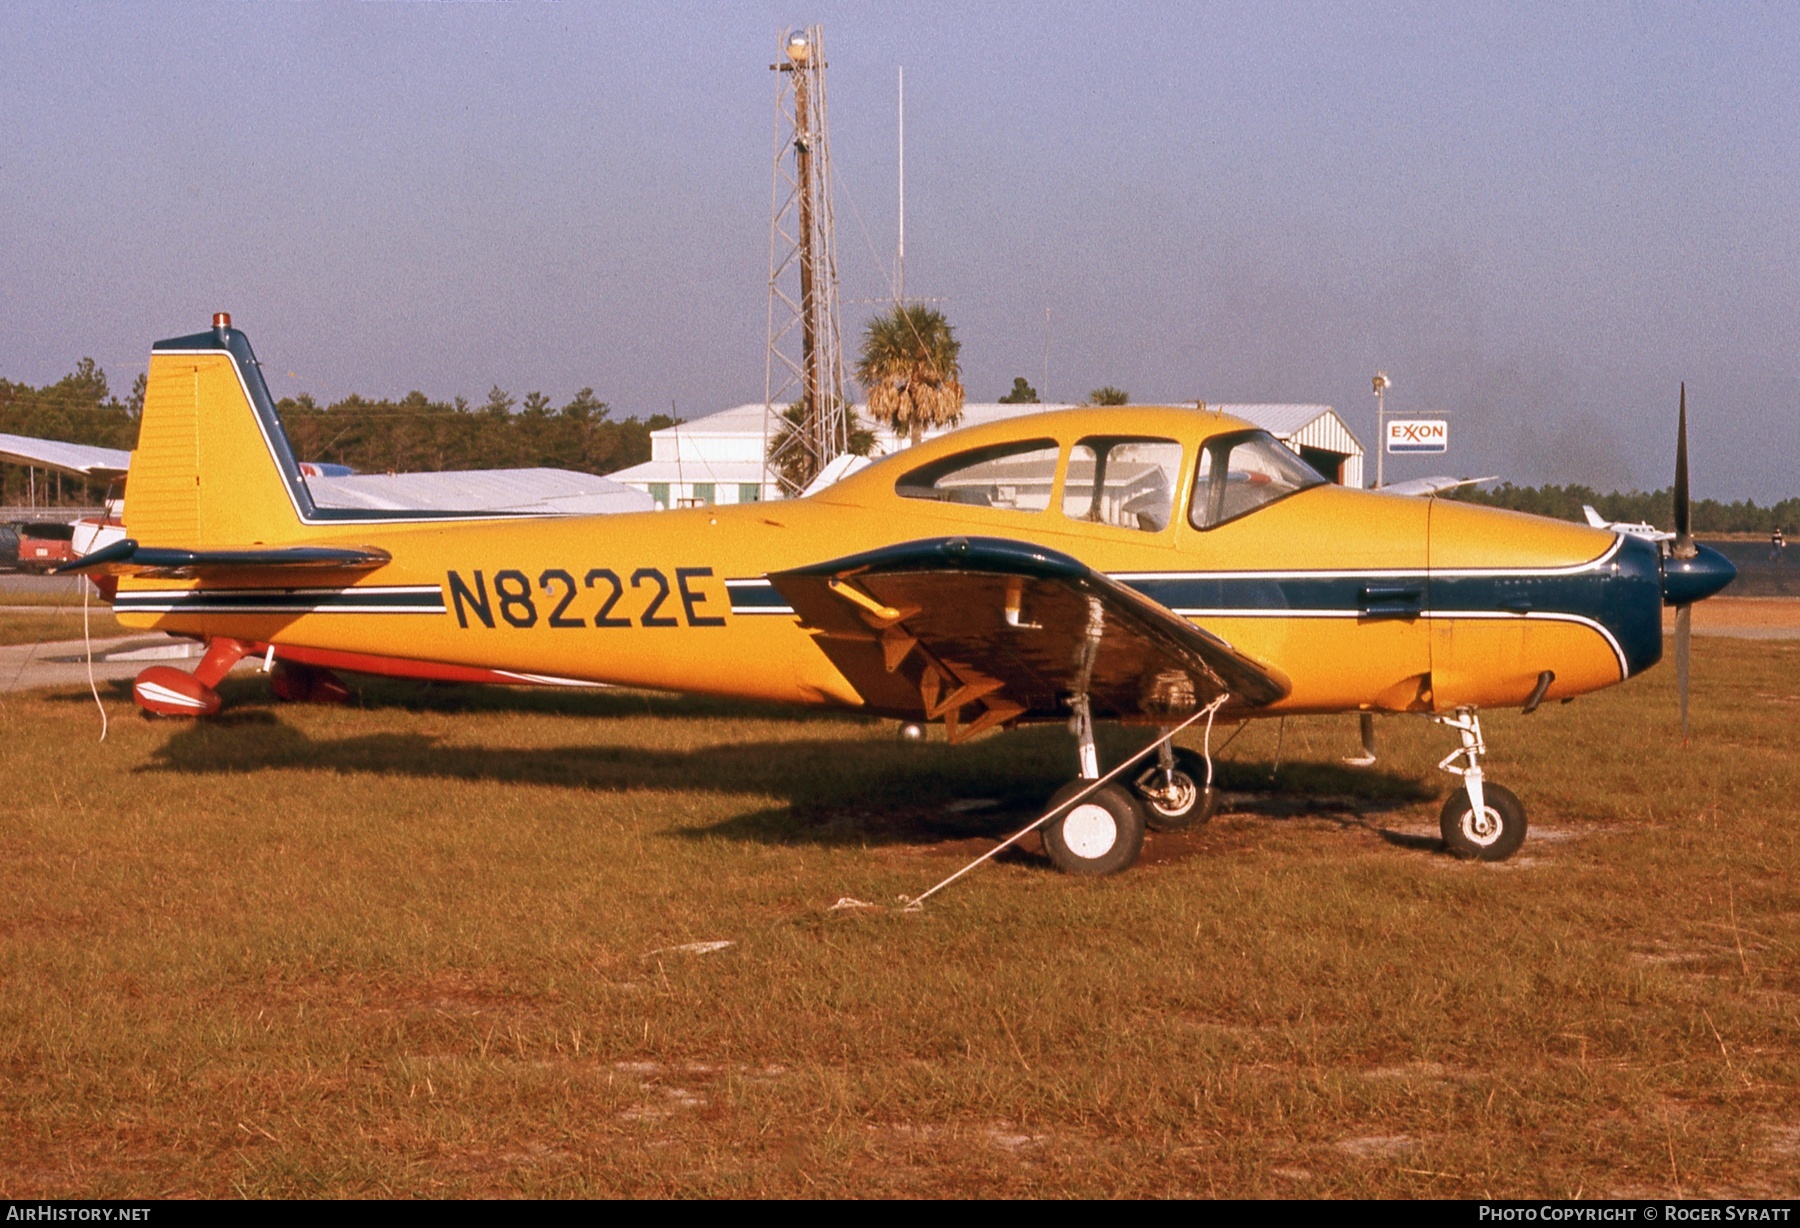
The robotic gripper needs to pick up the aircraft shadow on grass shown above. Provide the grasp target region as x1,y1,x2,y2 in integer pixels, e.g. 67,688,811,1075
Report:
252,675,878,723
139,711,1440,853
52,674,880,724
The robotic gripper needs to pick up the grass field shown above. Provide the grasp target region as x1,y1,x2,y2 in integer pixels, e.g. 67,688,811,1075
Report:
0,586,96,608
0,639,1795,1197
0,607,124,646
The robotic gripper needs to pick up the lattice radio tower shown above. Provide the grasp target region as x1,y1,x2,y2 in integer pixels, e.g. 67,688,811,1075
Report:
763,26,850,496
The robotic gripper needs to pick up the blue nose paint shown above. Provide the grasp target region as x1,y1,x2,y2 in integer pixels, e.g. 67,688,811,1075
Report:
1663,543,1737,606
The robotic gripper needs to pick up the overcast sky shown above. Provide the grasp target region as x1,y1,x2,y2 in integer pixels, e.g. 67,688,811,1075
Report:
3,2,1796,497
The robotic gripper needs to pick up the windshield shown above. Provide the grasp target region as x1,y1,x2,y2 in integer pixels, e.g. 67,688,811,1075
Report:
1189,430,1327,530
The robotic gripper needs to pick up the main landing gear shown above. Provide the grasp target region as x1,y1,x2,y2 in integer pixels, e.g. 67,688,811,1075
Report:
1040,778,1146,877
1134,743,1221,832
1039,696,1224,876
1431,708,1528,861
1040,696,1148,876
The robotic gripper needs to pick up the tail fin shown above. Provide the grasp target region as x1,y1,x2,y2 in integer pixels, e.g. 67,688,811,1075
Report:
1582,505,1608,529
127,316,314,548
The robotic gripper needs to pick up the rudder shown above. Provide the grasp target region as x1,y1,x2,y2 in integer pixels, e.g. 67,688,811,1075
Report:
126,314,313,548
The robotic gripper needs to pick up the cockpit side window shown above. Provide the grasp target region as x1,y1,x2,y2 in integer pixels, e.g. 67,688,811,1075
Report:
895,439,1062,511
1062,436,1183,532
1189,430,1328,530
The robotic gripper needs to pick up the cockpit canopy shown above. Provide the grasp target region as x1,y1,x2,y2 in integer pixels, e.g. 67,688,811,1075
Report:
893,427,1325,533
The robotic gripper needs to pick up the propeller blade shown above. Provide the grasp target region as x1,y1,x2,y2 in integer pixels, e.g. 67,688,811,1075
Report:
1672,383,1695,559
1675,602,1691,744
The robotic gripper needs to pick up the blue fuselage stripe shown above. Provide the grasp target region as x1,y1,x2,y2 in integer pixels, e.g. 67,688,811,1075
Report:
726,579,795,614
726,536,1664,677
114,588,446,614
1114,537,1663,677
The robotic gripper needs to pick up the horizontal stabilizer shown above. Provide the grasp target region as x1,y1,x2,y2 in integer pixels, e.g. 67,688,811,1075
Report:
55,538,390,578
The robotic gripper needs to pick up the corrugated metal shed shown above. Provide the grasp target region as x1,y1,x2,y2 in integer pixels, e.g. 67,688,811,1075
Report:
1223,404,1365,488
307,468,653,515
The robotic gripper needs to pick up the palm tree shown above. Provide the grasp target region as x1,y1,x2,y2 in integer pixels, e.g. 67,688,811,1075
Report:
855,304,965,446
766,400,876,494
1087,386,1129,406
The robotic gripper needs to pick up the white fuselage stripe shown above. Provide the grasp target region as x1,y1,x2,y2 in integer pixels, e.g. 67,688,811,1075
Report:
1108,536,1622,583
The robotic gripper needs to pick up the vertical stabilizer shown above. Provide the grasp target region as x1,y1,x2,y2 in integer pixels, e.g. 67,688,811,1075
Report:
126,317,311,548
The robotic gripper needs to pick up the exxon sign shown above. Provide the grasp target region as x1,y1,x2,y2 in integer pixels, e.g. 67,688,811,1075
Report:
1386,418,1448,454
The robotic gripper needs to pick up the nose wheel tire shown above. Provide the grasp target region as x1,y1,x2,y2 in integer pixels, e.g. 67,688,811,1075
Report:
1439,783,1527,862
1133,747,1220,832
1041,781,1147,877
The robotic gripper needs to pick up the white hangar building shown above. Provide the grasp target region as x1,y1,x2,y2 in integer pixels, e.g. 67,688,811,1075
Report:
608,401,1364,509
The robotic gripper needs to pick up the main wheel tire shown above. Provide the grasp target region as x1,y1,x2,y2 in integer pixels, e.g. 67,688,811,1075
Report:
1439,782,1527,862
1041,781,1147,876
1134,747,1221,832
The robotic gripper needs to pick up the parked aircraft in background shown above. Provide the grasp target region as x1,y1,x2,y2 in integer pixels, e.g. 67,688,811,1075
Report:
64,317,1736,874
1583,505,1676,544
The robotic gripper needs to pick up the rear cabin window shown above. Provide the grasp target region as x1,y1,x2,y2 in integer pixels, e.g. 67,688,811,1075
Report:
1189,430,1327,530
1062,437,1183,532
895,439,1061,511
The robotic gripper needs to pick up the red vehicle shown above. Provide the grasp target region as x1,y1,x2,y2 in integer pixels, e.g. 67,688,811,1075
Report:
14,522,77,572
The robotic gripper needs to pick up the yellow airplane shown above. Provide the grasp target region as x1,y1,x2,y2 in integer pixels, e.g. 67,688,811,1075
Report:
68,316,1736,874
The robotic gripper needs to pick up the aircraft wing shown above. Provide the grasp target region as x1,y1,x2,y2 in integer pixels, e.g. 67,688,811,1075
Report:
769,536,1289,740
0,432,132,482
1381,474,1499,497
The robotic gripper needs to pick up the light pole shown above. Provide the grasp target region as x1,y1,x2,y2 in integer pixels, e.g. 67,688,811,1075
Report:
1372,371,1392,489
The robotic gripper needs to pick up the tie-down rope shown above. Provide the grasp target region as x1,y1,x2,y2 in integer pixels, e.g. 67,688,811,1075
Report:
904,694,1229,910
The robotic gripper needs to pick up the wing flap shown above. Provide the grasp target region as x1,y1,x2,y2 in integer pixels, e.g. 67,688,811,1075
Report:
770,536,1288,733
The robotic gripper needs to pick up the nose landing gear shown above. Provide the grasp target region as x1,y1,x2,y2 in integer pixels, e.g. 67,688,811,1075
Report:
1431,708,1528,861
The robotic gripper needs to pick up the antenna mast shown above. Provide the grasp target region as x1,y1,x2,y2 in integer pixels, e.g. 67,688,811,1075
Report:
896,65,905,306
763,25,849,497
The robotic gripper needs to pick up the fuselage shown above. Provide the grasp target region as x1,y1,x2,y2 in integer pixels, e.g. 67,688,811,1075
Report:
113,406,1666,718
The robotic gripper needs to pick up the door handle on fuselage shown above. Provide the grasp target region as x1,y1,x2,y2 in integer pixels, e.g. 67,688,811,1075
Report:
1359,583,1423,619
